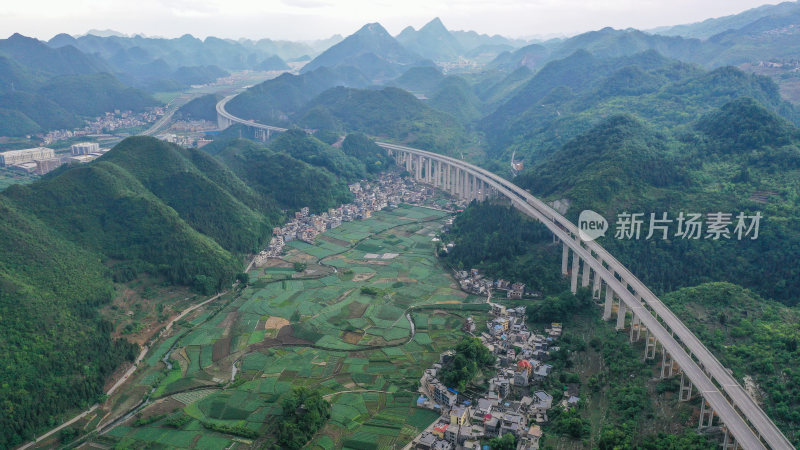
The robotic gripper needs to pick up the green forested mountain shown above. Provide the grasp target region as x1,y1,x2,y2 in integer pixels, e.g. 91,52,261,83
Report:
256,55,291,71
37,73,158,117
662,283,800,444
514,99,800,305
341,132,394,174
175,93,221,121
225,66,370,126
0,33,109,76
47,32,290,90
101,137,281,253
0,130,389,445
300,22,425,81
0,34,159,136
0,136,276,446
486,42,550,71
269,129,367,180
3,158,243,292
445,203,567,295
651,1,800,39
0,196,137,448
296,86,470,154
428,76,483,122
395,18,464,62
214,137,353,212
389,66,445,95
483,50,797,162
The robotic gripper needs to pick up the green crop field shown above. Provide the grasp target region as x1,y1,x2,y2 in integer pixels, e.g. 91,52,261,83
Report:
101,206,486,448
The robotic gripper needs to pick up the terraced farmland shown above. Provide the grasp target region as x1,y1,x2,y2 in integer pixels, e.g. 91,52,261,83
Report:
101,206,488,449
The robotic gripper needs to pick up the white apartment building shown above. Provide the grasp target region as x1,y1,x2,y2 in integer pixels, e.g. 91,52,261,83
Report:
0,147,56,166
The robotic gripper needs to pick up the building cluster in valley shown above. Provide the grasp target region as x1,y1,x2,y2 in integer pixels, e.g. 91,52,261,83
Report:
0,142,110,175
453,268,534,300
156,119,217,148
413,304,575,450
41,108,164,145
253,172,445,266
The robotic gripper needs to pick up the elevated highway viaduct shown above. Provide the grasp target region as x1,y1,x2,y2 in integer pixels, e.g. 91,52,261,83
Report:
217,97,794,450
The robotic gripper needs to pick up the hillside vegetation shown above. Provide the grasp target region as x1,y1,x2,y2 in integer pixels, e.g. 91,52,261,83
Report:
514,97,800,305
0,131,389,445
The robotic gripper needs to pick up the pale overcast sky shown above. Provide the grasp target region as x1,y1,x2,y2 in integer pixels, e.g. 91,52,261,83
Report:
0,0,784,41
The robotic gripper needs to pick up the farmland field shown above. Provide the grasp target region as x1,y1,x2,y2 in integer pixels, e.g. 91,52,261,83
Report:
98,205,487,449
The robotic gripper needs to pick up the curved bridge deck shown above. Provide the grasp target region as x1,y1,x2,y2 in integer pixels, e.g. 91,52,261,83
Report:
216,97,793,450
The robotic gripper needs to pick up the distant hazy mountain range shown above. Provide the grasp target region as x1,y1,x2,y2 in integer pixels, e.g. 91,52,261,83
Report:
3,1,800,138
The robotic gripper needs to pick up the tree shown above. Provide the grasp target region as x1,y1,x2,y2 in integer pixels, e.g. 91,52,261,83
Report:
487,433,516,450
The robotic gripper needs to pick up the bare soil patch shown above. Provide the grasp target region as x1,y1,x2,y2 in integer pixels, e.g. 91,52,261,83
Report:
319,235,351,247
347,301,369,319
264,316,290,330
217,311,238,331
342,331,364,345
212,336,232,362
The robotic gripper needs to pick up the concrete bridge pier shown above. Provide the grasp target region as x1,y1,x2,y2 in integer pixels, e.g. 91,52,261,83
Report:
723,428,739,450
581,260,591,288
592,269,602,299
562,243,569,276
680,371,693,401
426,158,432,184
645,329,657,359
217,113,232,130
616,298,627,330
661,351,675,378
699,399,715,429
603,283,614,320
570,254,580,294
630,314,642,342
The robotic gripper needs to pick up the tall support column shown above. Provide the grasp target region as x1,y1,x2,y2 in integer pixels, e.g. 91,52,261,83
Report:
427,158,432,183
581,260,591,288
645,330,656,359
660,351,674,378
470,175,475,200
722,427,738,450
679,372,693,401
445,164,451,192
592,270,602,299
630,314,642,342
570,255,579,294
603,284,613,321
698,399,714,429
561,244,569,276
616,299,626,330
416,155,422,180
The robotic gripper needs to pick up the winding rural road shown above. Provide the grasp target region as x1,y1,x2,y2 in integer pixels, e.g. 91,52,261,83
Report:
17,292,226,449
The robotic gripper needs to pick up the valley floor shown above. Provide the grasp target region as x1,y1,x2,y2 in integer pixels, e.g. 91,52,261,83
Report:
72,205,485,449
